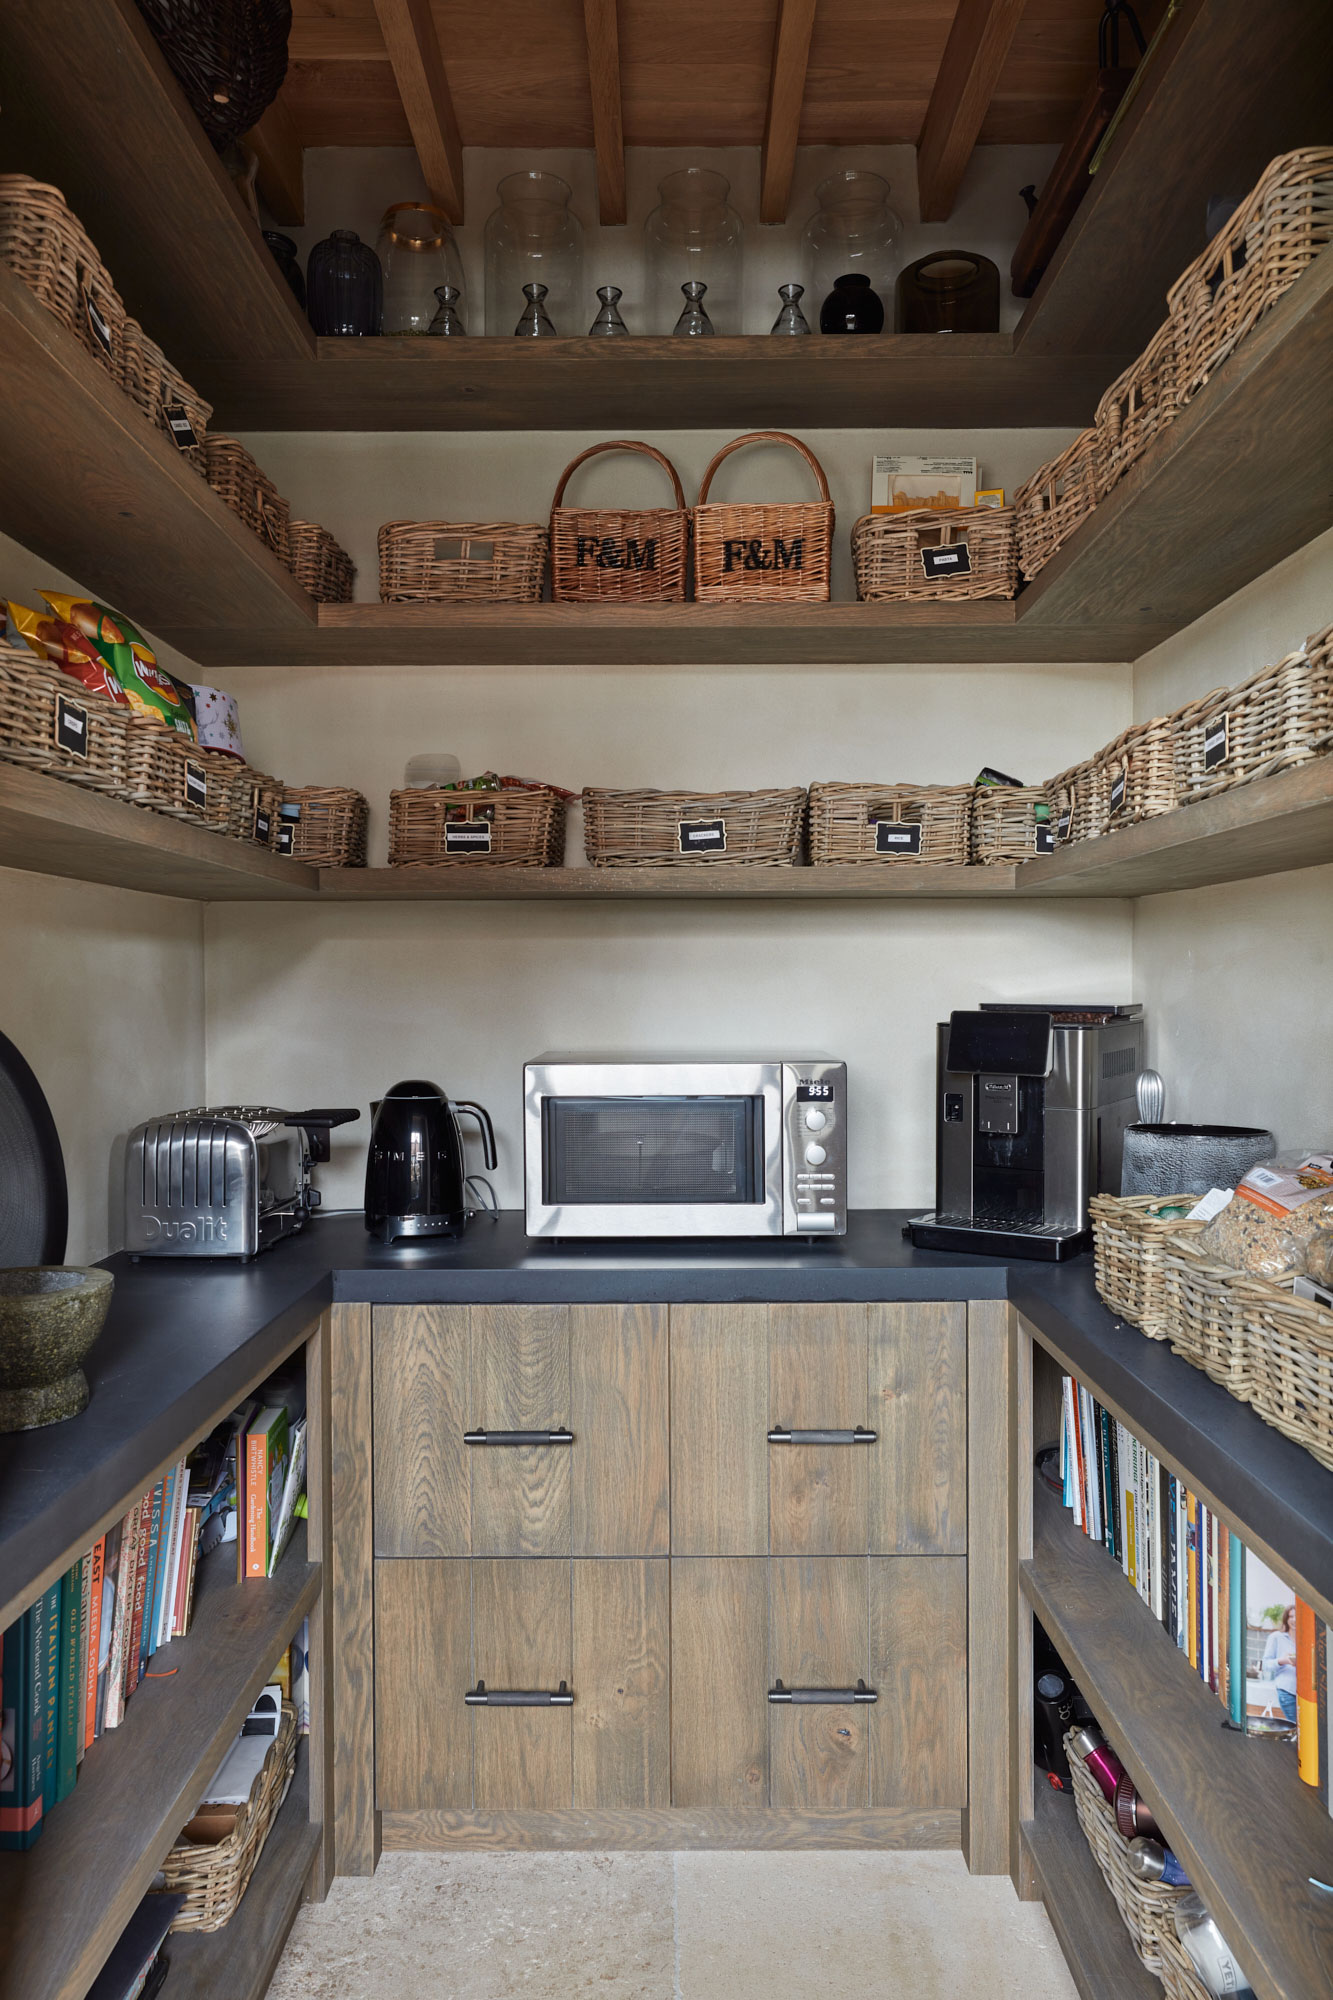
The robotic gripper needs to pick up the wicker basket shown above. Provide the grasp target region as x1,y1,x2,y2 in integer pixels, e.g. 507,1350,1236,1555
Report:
1161,1236,1255,1396
155,740,238,828
1090,1193,1210,1339
134,0,291,153
692,432,833,605
0,647,134,793
1066,1732,1190,1977
389,786,566,867
160,1702,297,1932
1156,1924,1214,2000
1173,640,1333,805
549,441,689,604
0,175,126,378
1014,429,1099,581
1093,320,1179,497
1167,149,1333,409
1094,716,1178,828
119,317,211,466
970,784,1052,864
852,506,1018,603
225,767,284,846
808,782,973,866
280,786,368,866
287,520,355,604
204,437,291,566
378,521,546,604
583,787,806,868
1243,1279,1333,1475
1046,755,1111,845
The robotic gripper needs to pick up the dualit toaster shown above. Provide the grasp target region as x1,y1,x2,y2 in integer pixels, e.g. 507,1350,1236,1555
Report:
124,1106,358,1260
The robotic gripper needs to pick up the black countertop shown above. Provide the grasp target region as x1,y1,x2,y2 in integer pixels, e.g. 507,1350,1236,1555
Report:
4,1211,1332,1632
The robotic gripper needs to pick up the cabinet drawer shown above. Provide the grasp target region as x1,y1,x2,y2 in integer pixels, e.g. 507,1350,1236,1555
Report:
670,1304,966,1557
374,1558,669,1812
669,1556,967,1811
373,1303,668,1558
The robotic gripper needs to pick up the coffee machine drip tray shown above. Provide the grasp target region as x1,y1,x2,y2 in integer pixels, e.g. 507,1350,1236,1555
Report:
906,1212,1090,1262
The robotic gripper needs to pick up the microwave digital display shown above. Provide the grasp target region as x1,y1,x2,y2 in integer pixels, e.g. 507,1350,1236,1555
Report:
797,1081,835,1102
542,1095,764,1206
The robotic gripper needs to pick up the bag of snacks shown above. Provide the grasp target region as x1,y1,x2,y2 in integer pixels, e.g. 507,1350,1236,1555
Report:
1199,1154,1333,1277
7,599,129,704
40,593,196,738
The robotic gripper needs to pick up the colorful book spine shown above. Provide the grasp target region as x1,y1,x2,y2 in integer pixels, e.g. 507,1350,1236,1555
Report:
157,1456,189,1650
1228,1534,1246,1728
1186,1492,1199,1671
104,1503,139,1730
1317,1618,1329,1809
82,1536,105,1753
74,1551,91,1768
124,1490,153,1700
1298,1599,1320,1788
39,1579,60,1813
55,1559,83,1804
1218,1530,1231,1714
0,1603,46,1848
95,1522,121,1737
145,1465,174,1659
137,1479,165,1684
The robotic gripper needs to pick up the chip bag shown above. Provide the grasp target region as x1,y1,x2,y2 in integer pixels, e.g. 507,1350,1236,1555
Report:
6,599,129,704
40,594,196,738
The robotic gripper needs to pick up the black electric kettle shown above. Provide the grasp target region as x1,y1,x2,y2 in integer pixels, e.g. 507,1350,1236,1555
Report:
364,1080,497,1242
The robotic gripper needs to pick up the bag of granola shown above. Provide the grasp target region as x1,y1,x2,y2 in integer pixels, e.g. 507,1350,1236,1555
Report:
1198,1154,1333,1277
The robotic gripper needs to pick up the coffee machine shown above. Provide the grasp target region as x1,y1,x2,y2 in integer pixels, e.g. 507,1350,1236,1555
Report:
908,1004,1144,1260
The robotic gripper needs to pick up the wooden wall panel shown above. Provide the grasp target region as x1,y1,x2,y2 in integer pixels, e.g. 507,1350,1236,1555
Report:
670,1306,767,1556
572,1559,670,1807
374,1558,472,1810
964,1300,1013,1873
470,1307,571,1556
329,1302,380,1874
769,1557,869,1809
868,1556,968,1809
373,1304,470,1557
670,1559,769,1806
472,1560,573,1809
868,1303,967,1555
768,1306,869,1557
570,1305,669,1557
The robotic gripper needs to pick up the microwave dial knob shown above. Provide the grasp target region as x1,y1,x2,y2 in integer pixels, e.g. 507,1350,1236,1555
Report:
803,1142,828,1166
803,1108,828,1131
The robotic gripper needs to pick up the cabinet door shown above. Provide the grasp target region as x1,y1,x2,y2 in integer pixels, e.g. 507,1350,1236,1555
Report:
374,1306,470,1557
572,1559,669,1807
868,1304,967,1555
472,1559,572,1809
670,1559,769,1806
375,1557,471,1809
670,1306,767,1556
470,1307,572,1557
768,1306,869,1556
868,1556,968,1808
768,1557,870,1809
570,1306,669,1557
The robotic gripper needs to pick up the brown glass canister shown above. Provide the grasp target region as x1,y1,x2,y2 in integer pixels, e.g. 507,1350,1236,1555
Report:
896,251,1000,332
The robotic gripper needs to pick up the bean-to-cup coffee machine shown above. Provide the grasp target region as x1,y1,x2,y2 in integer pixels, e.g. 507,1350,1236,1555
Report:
908,1004,1144,1261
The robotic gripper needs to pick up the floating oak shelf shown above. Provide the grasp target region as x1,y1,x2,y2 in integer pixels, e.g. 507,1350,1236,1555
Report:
1019,1784,1159,2000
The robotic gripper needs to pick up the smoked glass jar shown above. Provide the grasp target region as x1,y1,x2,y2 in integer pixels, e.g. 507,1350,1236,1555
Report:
644,168,743,335
896,251,1001,332
376,202,466,335
805,169,901,321
484,171,583,335
306,229,382,336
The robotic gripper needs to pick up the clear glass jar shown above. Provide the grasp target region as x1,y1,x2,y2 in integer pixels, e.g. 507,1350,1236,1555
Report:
644,168,743,335
376,202,466,335
804,169,902,324
484,171,583,335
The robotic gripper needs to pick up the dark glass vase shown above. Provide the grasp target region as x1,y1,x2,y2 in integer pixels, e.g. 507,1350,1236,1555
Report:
263,230,305,308
306,229,383,336
819,271,884,334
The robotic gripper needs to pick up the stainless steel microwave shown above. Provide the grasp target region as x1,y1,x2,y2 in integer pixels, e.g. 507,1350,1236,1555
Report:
523,1056,847,1238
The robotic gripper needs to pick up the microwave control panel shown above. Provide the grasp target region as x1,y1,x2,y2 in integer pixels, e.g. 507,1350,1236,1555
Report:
782,1061,848,1234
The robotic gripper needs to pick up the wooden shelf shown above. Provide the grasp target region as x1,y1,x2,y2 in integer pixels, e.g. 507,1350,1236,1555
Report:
1019,1784,1160,2000
0,1528,320,2000
166,1748,321,2000
1023,1482,1333,2000
1017,0,1333,358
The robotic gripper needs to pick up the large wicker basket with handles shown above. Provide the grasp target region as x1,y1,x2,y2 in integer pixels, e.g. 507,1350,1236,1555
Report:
1161,1235,1256,1396
1089,1193,1209,1339
288,521,356,604
1065,1732,1204,1987
279,785,368,866
852,505,1017,603
970,783,1052,864
0,175,127,379
160,1702,297,1932
203,436,291,567
1092,319,1178,497
1014,428,1099,581
0,647,131,793
119,316,211,467
389,785,567,867
583,787,806,867
378,521,547,603
808,782,972,866
692,432,833,604
549,441,689,603
1172,635,1333,805
1240,1277,1333,1475
1092,716,1178,829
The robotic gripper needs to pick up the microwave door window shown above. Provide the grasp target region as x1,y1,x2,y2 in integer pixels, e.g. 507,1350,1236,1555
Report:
542,1097,763,1205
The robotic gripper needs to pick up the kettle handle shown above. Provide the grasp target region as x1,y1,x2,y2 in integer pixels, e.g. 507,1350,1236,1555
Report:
453,1100,498,1171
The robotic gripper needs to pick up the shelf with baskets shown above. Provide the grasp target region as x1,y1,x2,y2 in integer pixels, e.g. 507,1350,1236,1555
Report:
0,1526,321,2000
1020,1781,1161,2000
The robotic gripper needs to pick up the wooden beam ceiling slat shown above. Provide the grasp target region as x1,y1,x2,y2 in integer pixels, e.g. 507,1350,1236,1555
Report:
371,0,465,218
760,0,818,224
244,97,306,224
583,0,627,224
916,0,1029,221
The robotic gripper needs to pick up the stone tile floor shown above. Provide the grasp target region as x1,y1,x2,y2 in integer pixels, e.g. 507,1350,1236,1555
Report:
268,1849,1079,1998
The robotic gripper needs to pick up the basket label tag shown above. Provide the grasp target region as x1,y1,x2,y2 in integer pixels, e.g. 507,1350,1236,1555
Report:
1056,805,1073,842
575,535,658,571
254,805,272,844
85,295,113,353
54,695,89,758
446,822,493,854
276,823,295,854
164,403,199,449
722,537,803,573
184,759,208,809
678,818,726,854
874,820,921,856
1109,768,1128,815
1203,714,1230,771
1035,823,1055,854
921,543,971,579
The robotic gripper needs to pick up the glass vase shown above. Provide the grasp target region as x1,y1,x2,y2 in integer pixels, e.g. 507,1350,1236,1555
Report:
644,168,743,335
262,231,305,308
428,285,466,335
306,229,382,336
770,282,810,335
376,202,466,335
588,284,629,335
804,169,902,326
484,171,582,335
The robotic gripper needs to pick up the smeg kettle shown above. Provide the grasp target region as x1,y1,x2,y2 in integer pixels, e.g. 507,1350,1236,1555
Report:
364,1079,497,1242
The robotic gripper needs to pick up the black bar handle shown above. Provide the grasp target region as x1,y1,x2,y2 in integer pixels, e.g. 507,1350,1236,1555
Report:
768,1680,878,1705
767,1425,877,1445
463,1426,575,1447
465,1680,574,1707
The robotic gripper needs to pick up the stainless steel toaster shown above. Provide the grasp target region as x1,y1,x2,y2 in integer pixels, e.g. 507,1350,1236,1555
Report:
124,1105,358,1260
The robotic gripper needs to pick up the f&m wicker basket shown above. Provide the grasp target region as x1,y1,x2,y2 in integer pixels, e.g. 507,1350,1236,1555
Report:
808,782,972,866
203,436,292,567
288,521,356,604
1172,637,1333,804
1014,429,1099,581
1089,1193,1209,1339
583,787,806,868
549,441,689,603
852,505,1018,603
0,648,131,793
1066,1733,1204,1989
1093,716,1178,829
119,317,211,466
692,432,833,605
1167,148,1333,409
159,1702,297,1932
280,785,368,866
0,175,127,379
1093,320,1178,497
970,784,1052,864
389,786,567,866
378,520,547,604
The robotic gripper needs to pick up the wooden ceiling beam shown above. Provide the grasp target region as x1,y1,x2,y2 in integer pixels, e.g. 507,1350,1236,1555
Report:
371,0,465,221
917,0,1027,223
287,19,388,61
245,97,305,225
760,0,818,224
582,0,626,225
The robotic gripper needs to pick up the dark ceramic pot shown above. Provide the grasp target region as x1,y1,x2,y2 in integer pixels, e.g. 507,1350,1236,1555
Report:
0,1267,113,1431
819,272,885,334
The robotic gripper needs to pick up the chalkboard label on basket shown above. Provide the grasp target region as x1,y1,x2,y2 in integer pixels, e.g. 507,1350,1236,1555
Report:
874,819,922,856
678,819,727,854
1203,714,1230,771
1035,824,1055,854
921,544,971,580
254,805,272,844
1056,806,1073,842
1110,769,1128,815
184,759,208,810
163,404,199,450
54,695,89,759
85,295,113,354
276,823,295,854
446,822,493,854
